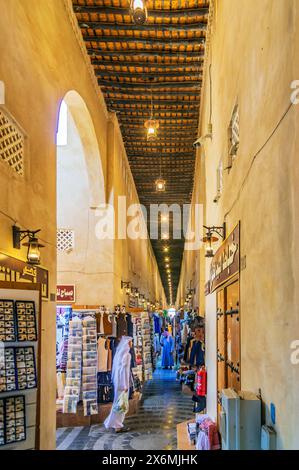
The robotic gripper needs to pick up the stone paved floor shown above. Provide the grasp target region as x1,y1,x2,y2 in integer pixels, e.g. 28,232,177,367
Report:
56,368,194,450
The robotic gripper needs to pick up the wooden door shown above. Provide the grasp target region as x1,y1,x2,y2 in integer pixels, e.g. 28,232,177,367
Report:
216,288,226,419
226,281,240,391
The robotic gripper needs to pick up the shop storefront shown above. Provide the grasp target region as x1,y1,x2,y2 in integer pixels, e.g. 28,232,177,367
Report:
205,223,241,425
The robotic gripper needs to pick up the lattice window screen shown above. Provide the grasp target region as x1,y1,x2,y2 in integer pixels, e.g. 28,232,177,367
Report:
228,105,240,156
0,109,24,176
57,229,75,253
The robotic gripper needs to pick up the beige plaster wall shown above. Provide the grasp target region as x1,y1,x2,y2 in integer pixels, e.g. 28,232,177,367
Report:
177,0,299,449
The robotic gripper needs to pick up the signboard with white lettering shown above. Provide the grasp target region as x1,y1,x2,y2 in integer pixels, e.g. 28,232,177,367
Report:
0,252,49,299
56,285,76,303
208,223,240,294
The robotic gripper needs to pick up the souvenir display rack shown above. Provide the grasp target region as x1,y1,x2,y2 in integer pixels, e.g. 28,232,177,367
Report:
0,281,41,450
141,312,153,382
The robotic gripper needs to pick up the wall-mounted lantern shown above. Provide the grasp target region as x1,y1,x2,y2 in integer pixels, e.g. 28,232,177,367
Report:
201,224,226,258
12,226,44,265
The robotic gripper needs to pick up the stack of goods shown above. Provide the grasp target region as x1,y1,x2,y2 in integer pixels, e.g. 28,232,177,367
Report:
82,316,98,416
131,315,143,384
195,415,220,451
141,312,153,382
63,318,82,414
187,421,197,445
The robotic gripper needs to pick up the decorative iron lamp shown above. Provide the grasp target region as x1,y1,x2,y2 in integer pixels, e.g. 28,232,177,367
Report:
145,119,159,141
130,0,148,25
155,177,166,192
145,87,159,141
202,224,226,258
12,226,44,265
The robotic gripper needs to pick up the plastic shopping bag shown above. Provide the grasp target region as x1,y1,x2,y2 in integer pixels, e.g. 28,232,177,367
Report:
112,391,129,414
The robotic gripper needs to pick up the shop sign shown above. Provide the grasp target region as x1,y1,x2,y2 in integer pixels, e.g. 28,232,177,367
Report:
209,223,240,293
0,252,49,299
57,285,76,303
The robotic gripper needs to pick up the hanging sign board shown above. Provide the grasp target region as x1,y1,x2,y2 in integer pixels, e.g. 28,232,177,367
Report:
0,252,49,299
56,285,76,303
208,222,240,294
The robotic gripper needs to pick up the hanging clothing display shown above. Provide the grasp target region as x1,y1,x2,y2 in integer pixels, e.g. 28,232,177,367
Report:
104,336,132,430
96,309,104,334
126,313,134,337
154,334,161,354
117,311,128,338
103,310,114,335
189,339,205,367
97,337,109,373
181,322,189,346
153,313,161,334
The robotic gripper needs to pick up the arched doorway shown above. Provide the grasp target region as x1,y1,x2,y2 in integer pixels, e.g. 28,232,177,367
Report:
56,90,113,306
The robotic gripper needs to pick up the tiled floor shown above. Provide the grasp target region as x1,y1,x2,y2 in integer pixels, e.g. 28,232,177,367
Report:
56,368,194,450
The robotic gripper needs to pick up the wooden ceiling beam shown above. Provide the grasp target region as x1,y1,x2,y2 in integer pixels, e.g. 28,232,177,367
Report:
104,89,200,97
87,48,205,58
96,69,202,78
98,80,201,88
127,152,194,157
93,61,203,71
119,116,198,121
121,123,198,129
79,21,207,32
116,111,198,118
107,98,199,106
73,5,210,18
84,36,205,46
124,136,196,142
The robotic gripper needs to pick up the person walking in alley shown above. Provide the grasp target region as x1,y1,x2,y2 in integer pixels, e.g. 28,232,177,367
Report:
104,336,133,433
160,329,174,369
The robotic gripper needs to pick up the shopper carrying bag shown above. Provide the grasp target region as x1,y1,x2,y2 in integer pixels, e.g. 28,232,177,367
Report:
104,336,133,433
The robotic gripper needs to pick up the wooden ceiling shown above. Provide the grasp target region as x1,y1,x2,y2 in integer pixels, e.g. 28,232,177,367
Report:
72,0,210,304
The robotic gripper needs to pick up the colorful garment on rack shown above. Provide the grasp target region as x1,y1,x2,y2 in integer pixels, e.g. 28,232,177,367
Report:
189,339,205,367
126,313,134,337
103,312,113,335
196,416,220,451
117,312,128,338
153,314,161,334
97,337,109,372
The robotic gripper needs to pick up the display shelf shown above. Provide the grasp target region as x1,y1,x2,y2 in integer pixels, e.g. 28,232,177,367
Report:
0,281,41,450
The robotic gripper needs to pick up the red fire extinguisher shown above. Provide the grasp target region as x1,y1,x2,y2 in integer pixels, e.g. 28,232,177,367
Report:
196,366,207,396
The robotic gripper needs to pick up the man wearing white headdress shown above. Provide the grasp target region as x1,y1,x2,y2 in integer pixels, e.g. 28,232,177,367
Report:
104,336,133,432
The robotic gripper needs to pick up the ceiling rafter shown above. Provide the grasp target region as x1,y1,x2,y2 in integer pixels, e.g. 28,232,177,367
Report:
73,5,210,18
79,21,208,32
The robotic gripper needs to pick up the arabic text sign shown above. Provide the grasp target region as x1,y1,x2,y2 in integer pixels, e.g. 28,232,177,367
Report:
56,285,76,303
209,223,240,293
0,252,49,299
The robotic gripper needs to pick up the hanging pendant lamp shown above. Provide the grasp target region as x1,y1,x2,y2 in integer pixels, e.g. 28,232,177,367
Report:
130,0,148,25
144,87,159,141
155,152,166,192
